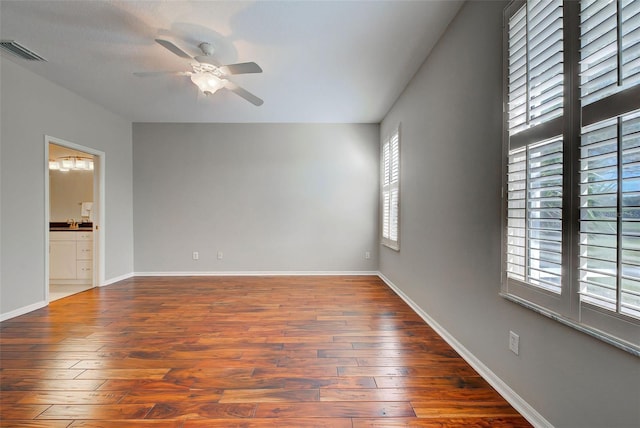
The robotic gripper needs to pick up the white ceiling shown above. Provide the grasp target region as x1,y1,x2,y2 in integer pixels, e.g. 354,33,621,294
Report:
0,0,463,123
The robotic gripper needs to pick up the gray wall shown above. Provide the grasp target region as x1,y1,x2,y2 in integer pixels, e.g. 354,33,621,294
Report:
0,58,134,316
379,2,638,427
133,123,379,273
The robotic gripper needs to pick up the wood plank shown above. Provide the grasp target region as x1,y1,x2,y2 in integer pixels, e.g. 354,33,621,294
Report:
69,421,182,428
16,391,126,405
219,388,319,403
254,401,415,418
71,358,195,370
338,364,479,377
374,375,491,389
0,421,72,428
353,417,534,427
252,366,339,377
75,369,170,380
0,368,86,380
183,418,353,427
0,391,30,404
411,400,521,418
0,405,50,419
145,402,256,419
118,389,224,404
30,344,104,352
37,404,153,420
97,379,192,391
0,359,80,369
1,379,105,391
0,276,531,427
276,357,358,368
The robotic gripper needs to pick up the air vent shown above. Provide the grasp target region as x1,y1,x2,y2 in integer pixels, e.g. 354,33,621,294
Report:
0,40,46,61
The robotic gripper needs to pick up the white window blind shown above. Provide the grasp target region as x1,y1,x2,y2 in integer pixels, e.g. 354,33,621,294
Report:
507,137,563,293
580,0,640,105
579,110,640,319
503,0,640,354
506,0,564,295
382,128,400,250
579,0,640,324
508,0,564,134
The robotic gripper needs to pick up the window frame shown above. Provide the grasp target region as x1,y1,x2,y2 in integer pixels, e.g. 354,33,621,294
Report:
381,125,400,251
501,0,640,356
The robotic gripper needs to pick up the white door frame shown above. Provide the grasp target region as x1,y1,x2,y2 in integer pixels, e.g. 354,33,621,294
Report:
44,135,106,302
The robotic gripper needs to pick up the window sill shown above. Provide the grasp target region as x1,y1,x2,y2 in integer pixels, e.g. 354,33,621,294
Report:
500,292,640,357
381,242,400,252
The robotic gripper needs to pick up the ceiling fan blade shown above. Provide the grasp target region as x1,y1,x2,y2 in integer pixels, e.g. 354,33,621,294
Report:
220,62,263,75
225,81,263,106
155,38,192,59
133,71,190,77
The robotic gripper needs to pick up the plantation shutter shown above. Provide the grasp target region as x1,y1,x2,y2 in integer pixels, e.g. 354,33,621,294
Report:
508,0,564,136
579,0,640,322
382,128,400,250
580,0,640,106
506,0,564,295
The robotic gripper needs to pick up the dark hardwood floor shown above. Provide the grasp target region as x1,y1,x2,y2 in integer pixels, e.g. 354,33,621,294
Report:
1,275,532,427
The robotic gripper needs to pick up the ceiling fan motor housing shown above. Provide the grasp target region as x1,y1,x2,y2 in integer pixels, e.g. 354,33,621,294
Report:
199,42,215,56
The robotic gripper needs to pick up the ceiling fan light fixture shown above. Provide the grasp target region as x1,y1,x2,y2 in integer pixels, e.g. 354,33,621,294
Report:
190,72,225,95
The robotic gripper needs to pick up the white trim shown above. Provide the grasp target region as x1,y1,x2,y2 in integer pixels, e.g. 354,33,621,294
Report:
101,272,135,286
44,140,50,303
377,273,553,428
134,271,380,277
0,301,47,322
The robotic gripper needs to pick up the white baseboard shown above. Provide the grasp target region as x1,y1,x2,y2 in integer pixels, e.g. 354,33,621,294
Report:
0,300,47,322
101,272,135,286
134,271,379,277
377,273,552,428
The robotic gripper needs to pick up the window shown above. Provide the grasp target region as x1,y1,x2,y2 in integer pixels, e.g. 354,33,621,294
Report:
382,127,400,250
503,0,640,354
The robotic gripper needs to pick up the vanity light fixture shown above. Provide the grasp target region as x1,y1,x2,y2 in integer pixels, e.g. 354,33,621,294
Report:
49,156,94,172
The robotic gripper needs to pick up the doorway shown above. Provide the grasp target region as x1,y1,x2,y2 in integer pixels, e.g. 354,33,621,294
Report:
45,136,105,302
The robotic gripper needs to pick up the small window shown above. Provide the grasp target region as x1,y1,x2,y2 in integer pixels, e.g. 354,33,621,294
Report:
382,127,400,250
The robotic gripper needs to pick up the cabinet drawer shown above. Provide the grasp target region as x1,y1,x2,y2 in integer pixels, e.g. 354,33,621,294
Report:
76,241,93,260
76,261,93,279
77,231,93,241
50,231,77,241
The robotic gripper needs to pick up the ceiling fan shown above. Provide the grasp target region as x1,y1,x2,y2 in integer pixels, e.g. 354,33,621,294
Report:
135,38,263,106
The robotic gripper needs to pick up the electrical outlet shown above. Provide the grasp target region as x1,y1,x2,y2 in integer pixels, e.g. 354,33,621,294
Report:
365,251,371,260
509,331,520,355
192,251,199,260
217,251,223,260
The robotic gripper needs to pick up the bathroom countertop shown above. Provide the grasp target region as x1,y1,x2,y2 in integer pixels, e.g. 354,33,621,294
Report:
50,222,93,231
